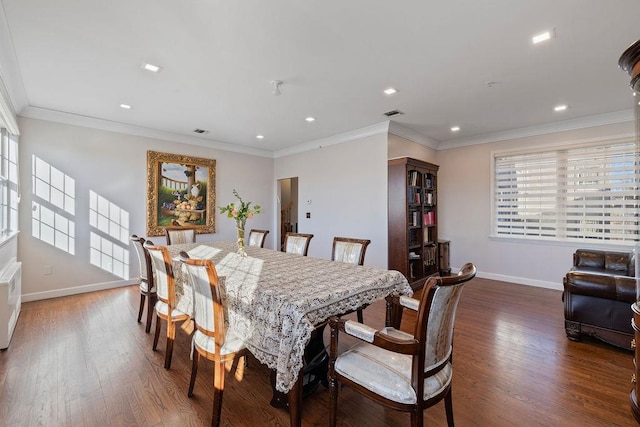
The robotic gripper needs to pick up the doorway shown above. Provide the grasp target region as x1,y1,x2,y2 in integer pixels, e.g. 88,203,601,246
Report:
278,177,298,250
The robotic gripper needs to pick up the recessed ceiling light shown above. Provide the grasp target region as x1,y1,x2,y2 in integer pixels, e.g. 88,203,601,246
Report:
142,63,162,73
532,29,555,44
256,135,264,139
120,104,131,109
450,126,460,132
384,88,397,95
305,117,315,122
554,104,568,112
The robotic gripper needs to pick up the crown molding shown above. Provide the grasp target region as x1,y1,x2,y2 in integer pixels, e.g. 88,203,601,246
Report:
437,109,635,150
19,106,275,158
273,121,390,158
388,121,439,149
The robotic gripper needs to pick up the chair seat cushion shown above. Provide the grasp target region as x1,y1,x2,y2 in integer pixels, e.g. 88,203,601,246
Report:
139,280,156,293
335,328,452,404
155,301,188,320
193,329,246,356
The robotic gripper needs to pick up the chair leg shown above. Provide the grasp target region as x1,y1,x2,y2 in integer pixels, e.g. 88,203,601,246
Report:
153,313,161,351
212,361,226,427
188,350,200,397
137,294,146,323
444,388,454,427
145,294,155,333
410,411,422,427
356,308,364,323
164,321,176,370
329,375,338,427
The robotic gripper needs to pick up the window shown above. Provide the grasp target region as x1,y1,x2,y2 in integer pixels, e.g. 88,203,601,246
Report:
0,128,18,238
493,138,640,243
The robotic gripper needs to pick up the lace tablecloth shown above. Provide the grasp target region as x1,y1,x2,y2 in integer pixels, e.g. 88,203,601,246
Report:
166,241,412,393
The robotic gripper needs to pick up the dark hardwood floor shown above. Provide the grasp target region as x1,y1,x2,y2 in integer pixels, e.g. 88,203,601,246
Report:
0,278,636,426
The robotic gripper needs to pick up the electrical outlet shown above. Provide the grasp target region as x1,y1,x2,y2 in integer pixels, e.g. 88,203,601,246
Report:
43,265,52,275
306,212,311,219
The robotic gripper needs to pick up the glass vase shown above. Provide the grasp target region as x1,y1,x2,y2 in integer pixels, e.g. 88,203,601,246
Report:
236,220,247,256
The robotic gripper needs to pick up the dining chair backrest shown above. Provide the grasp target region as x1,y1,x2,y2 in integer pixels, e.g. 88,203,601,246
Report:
418,263,477,372
179,253,224,341
144,243,176,307
284,232,314,256
331,237,371,266
165,226,197,245
131,235,151,282
248,229,269,248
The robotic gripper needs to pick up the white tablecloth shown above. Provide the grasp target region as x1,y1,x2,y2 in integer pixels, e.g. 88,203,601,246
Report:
166,241,412,393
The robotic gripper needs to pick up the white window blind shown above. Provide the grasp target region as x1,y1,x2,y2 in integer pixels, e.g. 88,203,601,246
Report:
494,138,640,243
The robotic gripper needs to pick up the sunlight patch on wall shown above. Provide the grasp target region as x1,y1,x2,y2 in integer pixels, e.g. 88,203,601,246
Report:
32,155,75,214
89,190,129,278
32,201,75,254
31,155,76,254
89,232,128,278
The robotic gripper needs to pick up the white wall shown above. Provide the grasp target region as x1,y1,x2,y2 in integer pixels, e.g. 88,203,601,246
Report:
436,121,636,290
274,133,389,268
18,117,274,300
14,115,636,298
388,133,438,163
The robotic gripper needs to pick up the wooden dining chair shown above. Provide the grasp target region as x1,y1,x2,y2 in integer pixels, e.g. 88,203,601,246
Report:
248,229,269,248
165,225,197,245
178,251,249,427
328,263,477,427
283,232,314,256
130,234,156,333
144,242,190,369
331,237,371,322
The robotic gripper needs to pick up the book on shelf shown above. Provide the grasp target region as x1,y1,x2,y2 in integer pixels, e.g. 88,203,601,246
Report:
424,173,433,188
408,170,421,186
423,228,434,245
407,187,423,204
409,211,420,226
408,228,419,246
423,211,435,226
424,244,437,266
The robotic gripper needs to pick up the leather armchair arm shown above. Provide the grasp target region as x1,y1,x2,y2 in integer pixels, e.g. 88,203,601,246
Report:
564,270,636,303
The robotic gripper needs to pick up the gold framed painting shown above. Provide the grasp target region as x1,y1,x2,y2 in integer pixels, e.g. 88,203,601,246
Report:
146,150,216,236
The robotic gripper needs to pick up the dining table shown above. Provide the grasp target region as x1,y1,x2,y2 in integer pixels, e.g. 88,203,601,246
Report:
166,240,412,427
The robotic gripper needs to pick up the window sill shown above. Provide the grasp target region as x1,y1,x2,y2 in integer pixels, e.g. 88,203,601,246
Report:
0,230,19,248
489,234,636,252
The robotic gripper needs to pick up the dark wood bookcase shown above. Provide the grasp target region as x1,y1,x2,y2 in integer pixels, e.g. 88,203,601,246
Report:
388,157,439,290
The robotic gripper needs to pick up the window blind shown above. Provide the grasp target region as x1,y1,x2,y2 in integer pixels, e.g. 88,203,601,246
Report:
494,139,640,243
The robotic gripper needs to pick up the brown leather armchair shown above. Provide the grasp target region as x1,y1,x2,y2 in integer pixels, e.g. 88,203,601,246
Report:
563,249,636,350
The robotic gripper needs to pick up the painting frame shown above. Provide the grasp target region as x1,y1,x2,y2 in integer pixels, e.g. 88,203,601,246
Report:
146,150,216,237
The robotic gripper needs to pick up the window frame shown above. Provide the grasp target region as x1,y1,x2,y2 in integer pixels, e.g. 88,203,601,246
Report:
0,128,18,241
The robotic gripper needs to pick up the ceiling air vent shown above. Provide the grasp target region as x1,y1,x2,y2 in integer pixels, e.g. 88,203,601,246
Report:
383,109,404,117
193,128,209,134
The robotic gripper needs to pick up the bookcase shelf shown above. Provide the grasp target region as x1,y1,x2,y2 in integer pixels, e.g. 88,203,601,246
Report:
388,157,440,290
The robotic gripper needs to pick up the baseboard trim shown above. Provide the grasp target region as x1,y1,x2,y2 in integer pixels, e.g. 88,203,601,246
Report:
476,271,562,291
22,279,138,302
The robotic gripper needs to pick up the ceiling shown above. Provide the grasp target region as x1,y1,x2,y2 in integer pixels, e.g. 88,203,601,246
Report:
1,0,639,155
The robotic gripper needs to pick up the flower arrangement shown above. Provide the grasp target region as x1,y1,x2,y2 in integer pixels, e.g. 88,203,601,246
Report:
219,189,261,255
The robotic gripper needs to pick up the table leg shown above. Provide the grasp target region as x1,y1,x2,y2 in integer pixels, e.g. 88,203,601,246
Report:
288,369,303,427
270,323,329,410
269,370,288,409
